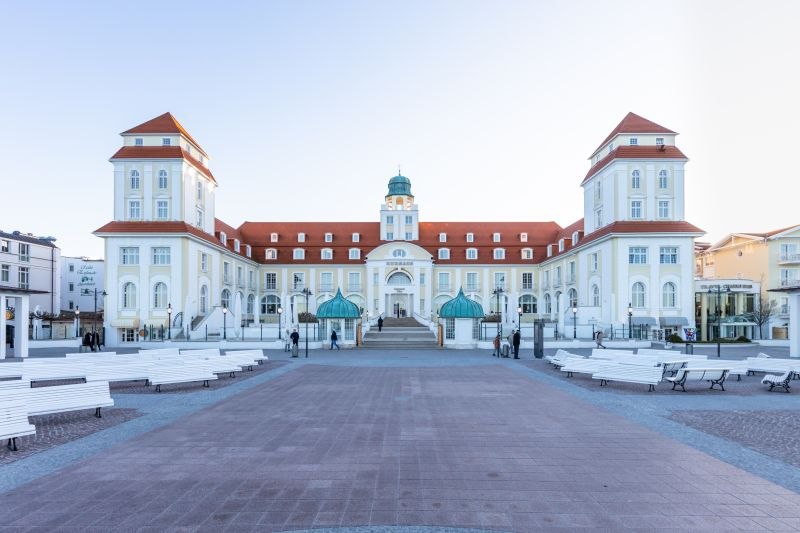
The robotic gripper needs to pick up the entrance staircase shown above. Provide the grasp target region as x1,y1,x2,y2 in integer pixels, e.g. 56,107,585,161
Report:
362,317,440,349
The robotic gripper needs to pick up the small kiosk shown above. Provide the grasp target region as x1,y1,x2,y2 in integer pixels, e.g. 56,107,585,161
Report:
439,288,484,348
316,289,361,347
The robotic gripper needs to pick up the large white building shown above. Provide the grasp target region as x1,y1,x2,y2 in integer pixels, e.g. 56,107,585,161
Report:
60,257,105,314
0,230,61,315
97,112,703,346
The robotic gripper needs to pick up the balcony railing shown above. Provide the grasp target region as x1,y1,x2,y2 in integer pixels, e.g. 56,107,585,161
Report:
779,253,800,263
780,278,800,287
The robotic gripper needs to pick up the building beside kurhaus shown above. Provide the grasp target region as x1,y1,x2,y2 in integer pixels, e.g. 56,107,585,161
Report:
96,112,703,346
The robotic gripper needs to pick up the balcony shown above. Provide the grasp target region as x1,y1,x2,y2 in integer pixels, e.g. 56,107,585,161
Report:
780,278,800,288
779,253,800,264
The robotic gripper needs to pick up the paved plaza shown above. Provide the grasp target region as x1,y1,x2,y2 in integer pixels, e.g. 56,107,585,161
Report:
1,347,800,531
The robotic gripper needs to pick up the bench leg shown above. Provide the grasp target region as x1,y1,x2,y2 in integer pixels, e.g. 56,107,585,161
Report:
567,372,572,378
155,384,162,393
648,384,655,392
600,379,606,386
95,407,102,418
737,375,741,381
229,371,236,378
7,438,18,451
203,380,210,388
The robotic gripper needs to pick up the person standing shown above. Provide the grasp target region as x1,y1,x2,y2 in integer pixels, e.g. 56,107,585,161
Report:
91,331,100,352
595,329,606,349
513,329,521,359
290,329,300,357
330,330,340,350
493,333,501,357
377,316,383,332
284,327,291,352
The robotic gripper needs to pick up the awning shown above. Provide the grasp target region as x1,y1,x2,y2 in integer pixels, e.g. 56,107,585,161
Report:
631,317,657,326
110,318,140,328
659,317,689,327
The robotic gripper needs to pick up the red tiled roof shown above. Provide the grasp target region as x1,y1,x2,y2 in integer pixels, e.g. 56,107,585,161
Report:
121,112,208,157
93,221,252,261
592,112,676,156
109,146,217,184
541,220,704,262
581,145,687,185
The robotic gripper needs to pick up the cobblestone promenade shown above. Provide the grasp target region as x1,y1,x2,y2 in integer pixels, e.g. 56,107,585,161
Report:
1,347,799,532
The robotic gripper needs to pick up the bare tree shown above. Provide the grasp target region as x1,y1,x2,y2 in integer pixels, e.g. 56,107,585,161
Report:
749,295,777,340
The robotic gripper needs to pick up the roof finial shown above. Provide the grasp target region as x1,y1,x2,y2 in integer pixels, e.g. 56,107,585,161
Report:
397,164,401,176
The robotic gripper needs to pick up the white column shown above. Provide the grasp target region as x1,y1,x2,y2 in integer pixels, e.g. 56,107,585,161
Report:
789,292,800,358
18,295,29,358
0,295,6,359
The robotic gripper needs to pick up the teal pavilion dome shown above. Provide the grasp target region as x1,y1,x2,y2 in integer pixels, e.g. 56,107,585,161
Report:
316,289,361,319
387,173,413,197
439,288,485,318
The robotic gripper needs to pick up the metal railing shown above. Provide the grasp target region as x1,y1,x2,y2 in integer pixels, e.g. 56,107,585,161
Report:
779,253,800,262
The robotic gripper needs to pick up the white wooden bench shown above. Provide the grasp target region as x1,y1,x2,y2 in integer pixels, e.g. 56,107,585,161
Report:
0,380,32,390
762,370,795,393
180,349,221,356
146,368,218,392
665,368,729,392
0,401,36,451
22,381,114,418
138,348,181,356
560,359,619,378
591,348,634,357
592,365,663,391
225,349,268,366
548,350,584,369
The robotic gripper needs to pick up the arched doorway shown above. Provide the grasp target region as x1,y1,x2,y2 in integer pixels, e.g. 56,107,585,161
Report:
386,271,412,318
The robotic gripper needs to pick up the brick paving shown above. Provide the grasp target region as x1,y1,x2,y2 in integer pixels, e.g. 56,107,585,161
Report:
669,410,800,469
1,360,800,531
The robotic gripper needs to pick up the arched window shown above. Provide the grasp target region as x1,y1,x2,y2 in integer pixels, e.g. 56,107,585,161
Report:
221,288,231,309
153,282,167,309
122,282,137,309
662,282,677,308
200,285,208,314
554,291,561,314
265,248,277,260
247,294,255,315
631,282,646,308
567,288,577,307
591,284,600,307
544,293,552,314
158,169,168,189
519,294,537,314
392,249,406,258
260,295,280,315
631,169,641,189
658,169,668,189
130,170,140,190
387,272,412,286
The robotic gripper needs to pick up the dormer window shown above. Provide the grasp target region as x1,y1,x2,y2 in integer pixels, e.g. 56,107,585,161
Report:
571,232,579,245
134,137,143,146
352,233,360,242
493,248,505,260
521,248,533,260
220,232,227,246
520,233,528,243
439,233,447,243
246,245,252,258
558,239,565,252
324,233,333,243
234,239,240,253
321,248,333,260
293,248,305,260
162,137,171,146
629,137,638,145
270,232,278,242
466,248,478,260
466,233,474,243
349,248,360,260
265,248,277,260
547,245,553,257
438,248,450,260
492,233,501,243
656,137,664,146
297,232,305,243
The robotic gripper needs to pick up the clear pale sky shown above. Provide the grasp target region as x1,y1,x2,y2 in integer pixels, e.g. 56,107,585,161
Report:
2,1,798,258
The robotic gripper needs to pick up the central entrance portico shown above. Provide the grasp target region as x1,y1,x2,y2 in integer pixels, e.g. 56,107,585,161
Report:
366,242,433,320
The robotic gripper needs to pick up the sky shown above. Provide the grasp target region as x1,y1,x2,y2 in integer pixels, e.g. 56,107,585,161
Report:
1,0,799,258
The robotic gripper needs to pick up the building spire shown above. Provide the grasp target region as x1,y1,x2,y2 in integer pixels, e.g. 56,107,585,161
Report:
397,164,402,176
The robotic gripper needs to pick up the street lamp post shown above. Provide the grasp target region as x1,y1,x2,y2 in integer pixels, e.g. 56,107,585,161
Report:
492,287,504,356
222,306,227,340
627,302,633,340
302,288,312,358
167,303,172,340
709,284,731,357
517,306,522,331
75,307,80,338
572,305,577,339
277,307,283,340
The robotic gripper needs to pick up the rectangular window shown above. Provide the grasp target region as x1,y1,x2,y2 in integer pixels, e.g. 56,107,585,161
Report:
660,246,678,264
158,173,168,189
128,200,141,220
152,247,171,265
595,181,602,200
270,232,279,242
438,272,450,291
68,300,74,310
568,261,576,283
196,182,203,201
386,215,394,224
466,272,478,291
466,248,477,260
493,248,505,260
223,262,231,283
156,200,169,219
554,266,561,286
122,328,136,342
522,272,533,290
349,248,360,260
135,137,143,146
520,233,528,242
321,249,333,260
445,318,455,340
195,208,203,228
348,272,361,292
386,232,394,240
18,267,29,289
420,272,425,285
293,249,305,260
265,273,277,290
521,248,533,260
630,200,642,219
293,273,304,291
248,270,255,289
69,264,74,272
439,233,447,242
658,200,670,218
656,137,664,146
246,245,251,258
595,208,603,228
320,272,333,292
492,233,501,242
466,233,474,243
494,272,505,290
237,266,244,287
405,232,413,240
629,246,648,264
120,247,139,265
438,248,450,260
659,174,668,189
373,272,379,285
629,137,638,145
1,240,7,253
130,173,140,190
297,233,305,243
234,240,241,253
1,264,8,282
405,215,413,224
18,243,30,262
543,271,550,288
591,252,598,271
200,253,208,272
69,282,74,292
324,233,333,242
162,137,171,146
352,233,360,242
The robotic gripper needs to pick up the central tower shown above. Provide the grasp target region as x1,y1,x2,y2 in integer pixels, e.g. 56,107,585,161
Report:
380,173,418,241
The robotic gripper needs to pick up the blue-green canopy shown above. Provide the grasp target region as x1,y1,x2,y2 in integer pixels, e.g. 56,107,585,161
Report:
387,173,413,197
316,289,361,319
439,288,484,318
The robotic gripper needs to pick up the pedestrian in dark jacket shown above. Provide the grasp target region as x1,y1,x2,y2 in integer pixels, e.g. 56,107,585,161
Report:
330,330,340,350
377,316,383,332
513,330,521,359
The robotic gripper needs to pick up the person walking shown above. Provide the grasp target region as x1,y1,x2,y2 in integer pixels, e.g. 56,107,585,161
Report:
284,328,291,352
513,329,521,359
290,329,300,357
330,330,340,350
377,316,383,332
506,331,515,358
493,333,501,357
91,331,100,352
595,329,606,349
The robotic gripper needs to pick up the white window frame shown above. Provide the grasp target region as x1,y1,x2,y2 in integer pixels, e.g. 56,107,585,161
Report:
492,232,501,243
122,282,137,309
18,266,29,289
659,246,679,264
348,272,361,292
520,232,528,242
438,272,450,292
265,272,277,290
220,232,227,245
162,137,171,146
630,200,643,219
156,200,169,220
521,248,533,260
349,248,360,260
631,169,641,189
466,272,478,292
493,248,505,260
439,233,447,243
321,248,333,260
658,169,668,189
656,137,664,146
466,248,478,260
658,200,670,219
319,272,333,292
629,246,648,265
128,200,141,220
270,232,279,242
152,247,170,265
631,282,646,308
662,282,677,308
466,233,474,243
265,248,277,260
130,170,140,190
293,248,305,260
158,169,168,189
297,232,305,243
494,272,506,290
438,248,450,260
590,252,598,271
352,233,360,243
18,243,30,262
629,137,638,145
134,137,143,146
153,282,168,309
522,272,533,290
324,232,333,243
120,247,139,265
200,253,208,272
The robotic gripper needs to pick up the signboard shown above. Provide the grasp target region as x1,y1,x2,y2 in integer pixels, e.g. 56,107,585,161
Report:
77,264,97,287
683,327,696,341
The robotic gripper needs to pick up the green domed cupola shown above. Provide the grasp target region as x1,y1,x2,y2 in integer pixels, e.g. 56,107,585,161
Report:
316,289,361,319
439,288,485,318
387,173,413,198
